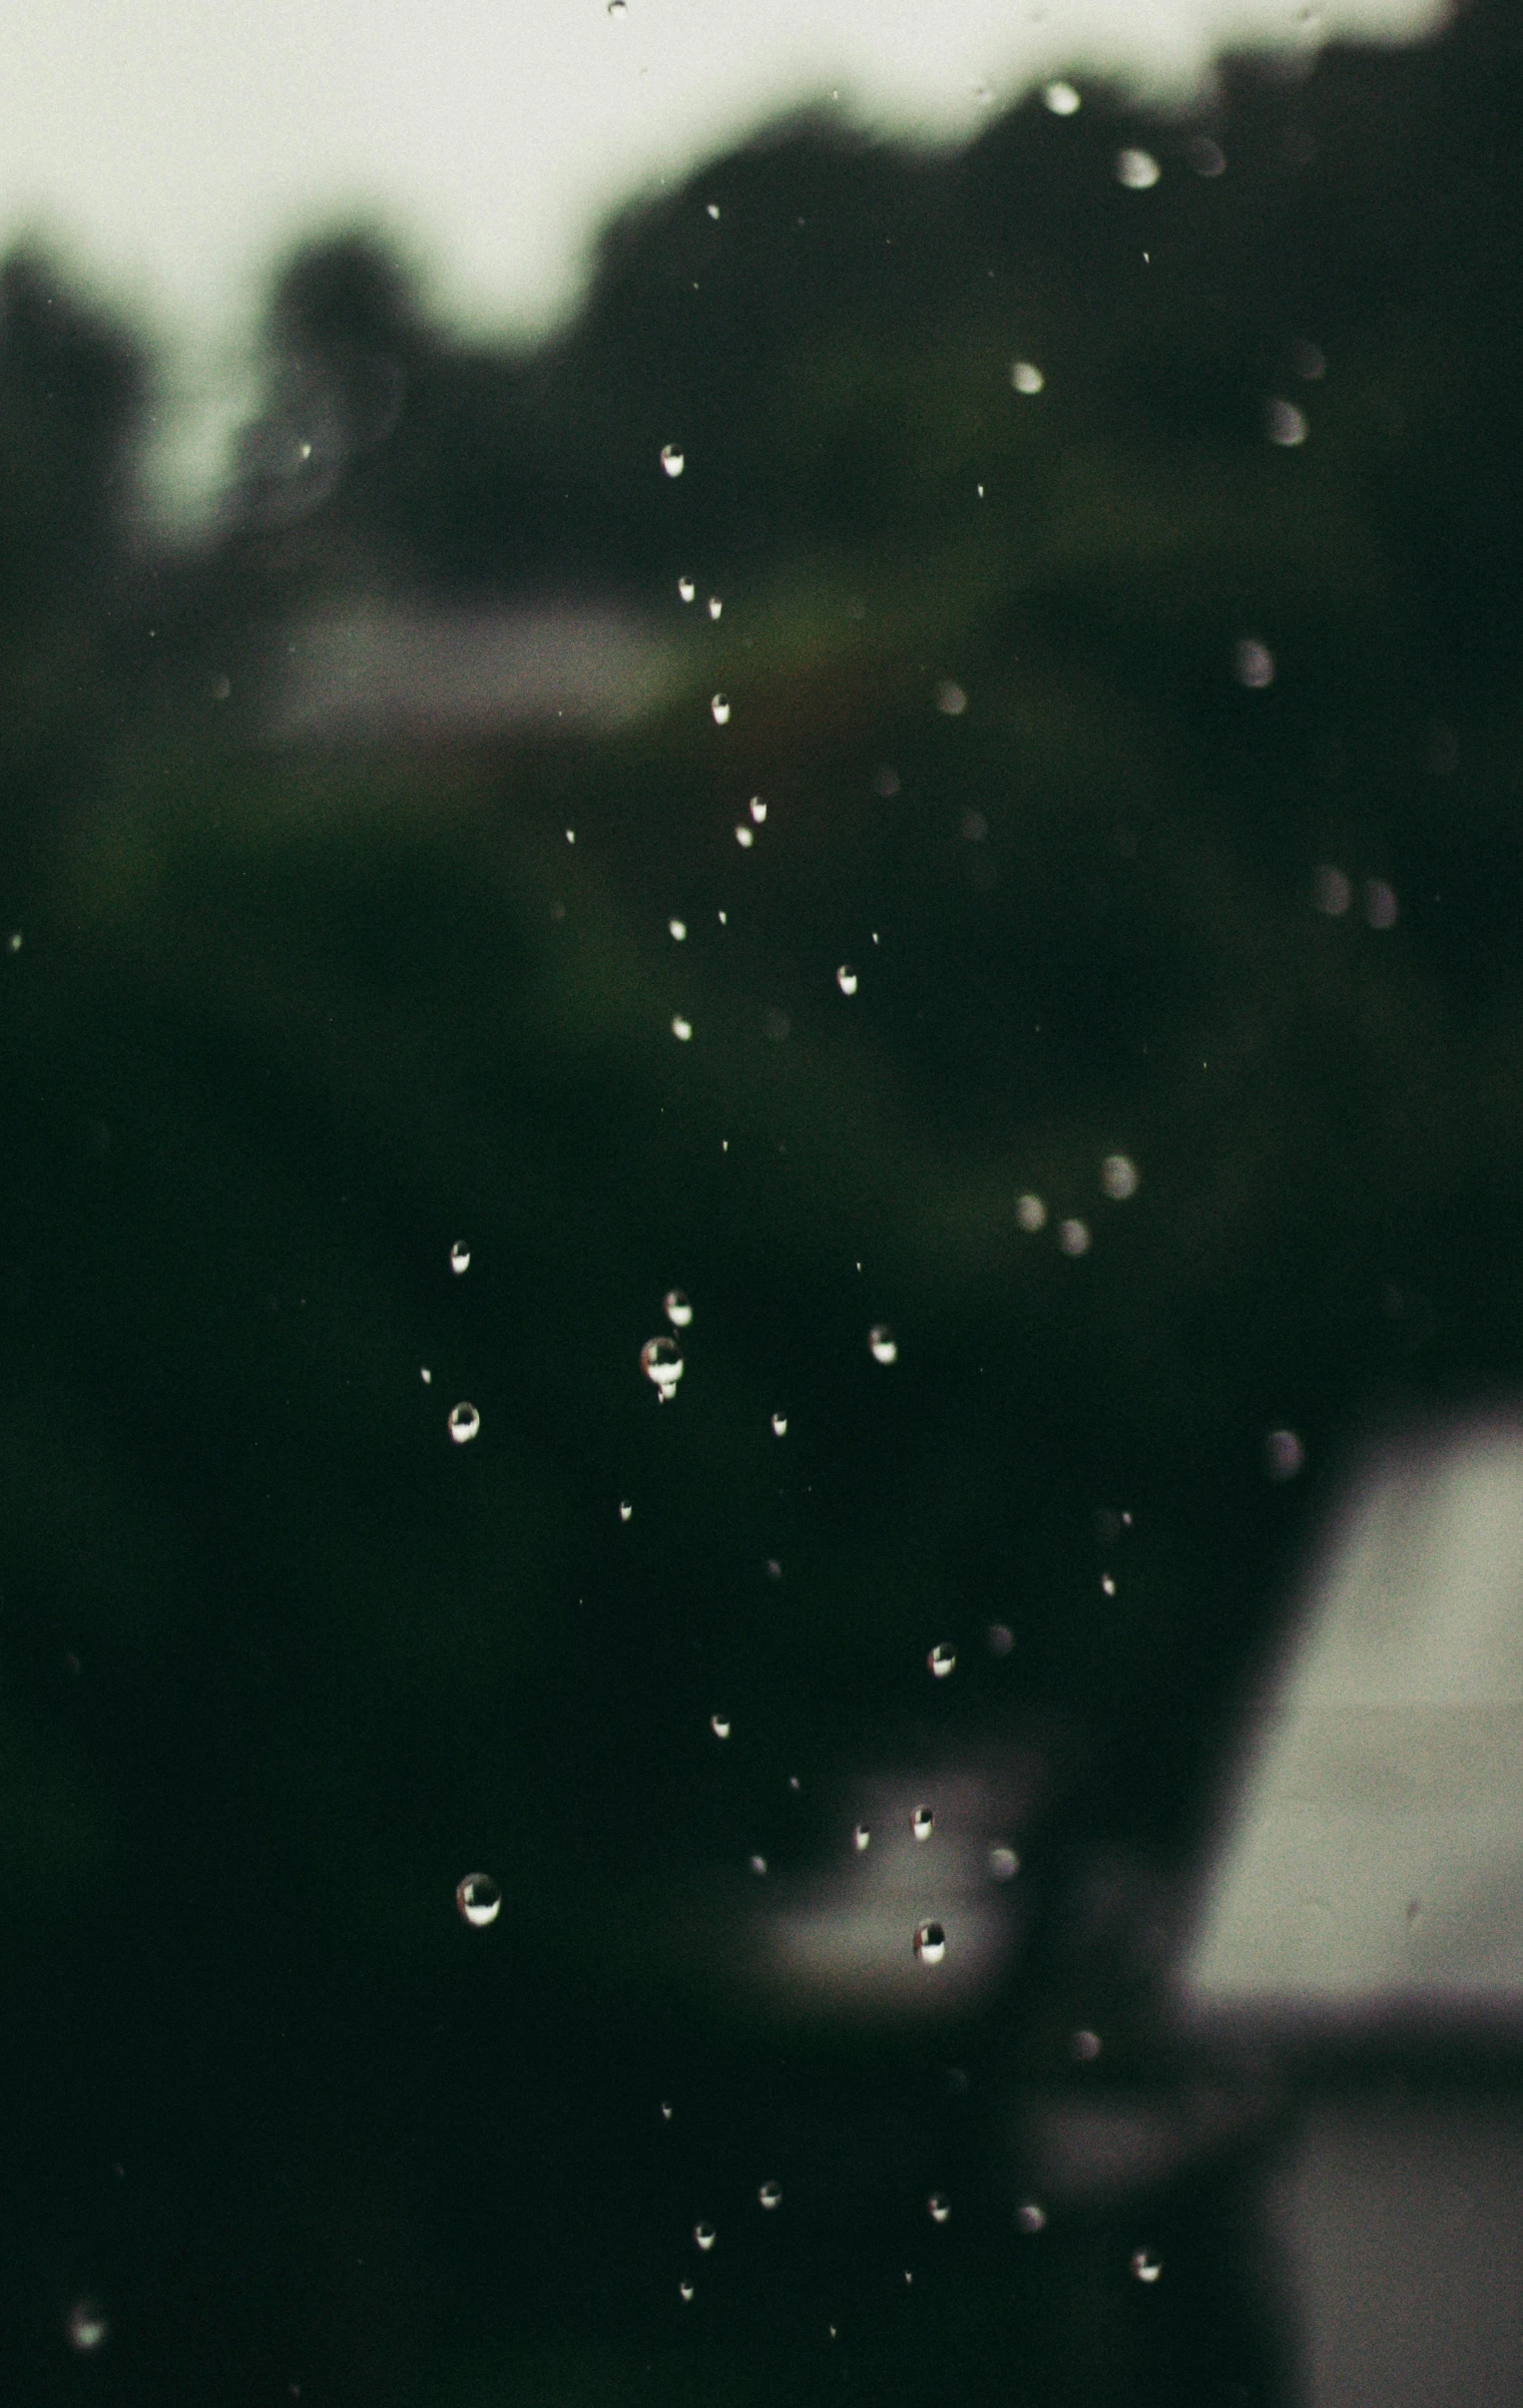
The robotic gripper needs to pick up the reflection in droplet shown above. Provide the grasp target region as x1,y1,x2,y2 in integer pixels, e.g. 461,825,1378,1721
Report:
759,2180,782,2209
448,1402,481,1444
928,2193,951,2224
711,694,731,724
1313,864,1351,916
853,1822,871,1852
661,443,685,476
735,825,754,848
927,1644,956,1680
707,203,720,220
1266,1427,1304,1480
837,965,858,995
641,1334,685,1400
678,2280,694,2301
620,1500,634,1522
678,576,695,602
989,1844,1020,1881
1364,877,1399,930
750,1854,767,1876
420,1366,432,1383
1044,79,1080,113
708,597,723,620
1016,1194,1047,1231
987,1622,1014,1656
67,2302,109,2353
1266,397,1307,446
1116,147,1161,189
912,1804,934,1841
455,1872,501,1927
1131,2248,1163,2283
1015,2201,1048,2233
868,1324,898,1365
914,1920,947,1965
1058,1218,1091,1256
1101,1574,1117,1597
449,1239,470,1273
1011,360,1045,394
711,1713,732,1739
750,796,766,823
936,681,967,716
694,2222,717,2251
672,1015,693,1041
1071,2029,1102,2062
1236,639,1275,689
771,1413,787,1437
664,1288,693,1328
669,918,687,941
1101,1155,1139,1201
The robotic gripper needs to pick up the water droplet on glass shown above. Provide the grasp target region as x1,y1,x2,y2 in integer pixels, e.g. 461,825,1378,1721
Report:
1101,1574,1117,1597
853,1822,871,1852
420,1366,432,1383
1266,397,1308,447
641,1334,685,1400
1011,360,1045,394
678,576,695,602
708,596,723,620
836,964,858,995
770,1412,787,1436
669,918,687,941
448,1401,481,1444
914,1920,947,1965
1131,2248,1163,2283
1101,1154,1139,1201
1188,135,1226,175
1313,864,1351,915
1058,1218,1091,1256
1044,79,1080,113
1015,2201,1048,2233
449,1239,470,1273
1017,1193,1047,1231
1236,639,1275,689
456,1872,501,1927
750,796,766,823
711,1713,732,1739
989,1844,1019,1881
678,2280,694,2300
661,443,684,476
759,2179,782,2209
1265,1427,1304,1480
67,2302,109,2353
987,1622,1014,1656
868,1324,898,1365
664,1288,693,1328
750,1853,767,1876
1070,2028,1102,2062
661,2101,674,2119
620,1500,633,1522
735,825,754,847
927,1644,956,1680
936,681,967,716
1364,878,1399,930
694,2222,717,2251
672,1014,693,1041
873,765,901,797
711,694,731,724
1292,338,1326,380
927,2193,951,2224
1115,147,1161,189
707,203,720,220
6,931,21,952
912,1804,934,1841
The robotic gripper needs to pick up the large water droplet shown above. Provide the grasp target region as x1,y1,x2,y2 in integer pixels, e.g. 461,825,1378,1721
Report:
448,1401,481,1444
67,2302,109,2353
1011,360,1044,394
912,1804,934,1841
669,918,687,941
664,1288,693,1328
759,2180,782,2209
1070,2028,1102,2062
927,2193,951,2224
456,1871,501,1927
711,1712,732,1739
641,1334,685,1400
661,443,685,477
770,1412,787,1436
750,797,766,822
619,1500,633,1522
694,2221,717,2251
1058,1218,1091,1257
989,1844,1020,1881
708,596,723,620
678,2280,695,2301
927,1644,955,1680
672,1014,693,1041
661,2101,674,2119
1101,1154,1139,1201
852,1822,871,1852
936,681,967,716
735,825,754,847
449,1239,471,1273
836,964,858,995
1131,2248,1163,2283
1016,1194,1047,1231
1015,2201,1047,2233
711,694,731,724
914,1920,947,1965
868,1324,898,1365
678,576,695,602
1266,397,1307,447
1115,147,1161,190
1236,639,1275,689
1043,79,1080,113
750,1853,767,1876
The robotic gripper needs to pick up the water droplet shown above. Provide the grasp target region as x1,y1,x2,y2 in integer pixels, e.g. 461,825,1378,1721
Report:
989,1844,1020,1881
1011,360,1045,394
608,0,627,15
1292,338,1326,380
1115,147,1161,189
67,2302,109,2353
211,672,233,701
868,1324,898,1365
1236,639,1275,689
6,931,21,952
936,681,967,716
750,1853,767,1876
1265,1427,1304,1480
912,1804,934,1841
711,1713,732,1739
566,828,576,845
420,1366,432,1384
641,1334,685,1400
1131,2248,1163,2284
873,765,901,797
1058,1218,1091,1256
987,1622,1014,1656
1188,135,1226,175
1101,1574,1117,1597
1364,878,1399,930
694,2222,717,2251
620,1500,633,1522
1266,397,1307,447
664,1288,693,1328
707,203,721,220
1016,1193,1047,1231
711,694,731,724
448,1401,481,1444
788,1773,800,1790
927,1644,955,1679
449,1239,471,1273
735,825,754,847
770,1412,787,1436
708,596,723,620
1015,2201,1047,2233
1313,864,1351,915
672,1015,693,1041
765,1557,782,1579
1101,1155,1139,1201
836,964,858,995
669,918,687,941
1070,2028,1102,2062
914,1920,947,1965
678,576,695,602
678,2279,694,2300
661,443,684,476
852,1822,871,1851
1043,78,1080,113
456,1872,501,1927
927,2193,951,2224
661,2101,673,2119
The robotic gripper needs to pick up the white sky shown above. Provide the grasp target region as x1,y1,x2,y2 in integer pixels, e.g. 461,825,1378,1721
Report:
0,0,1444,511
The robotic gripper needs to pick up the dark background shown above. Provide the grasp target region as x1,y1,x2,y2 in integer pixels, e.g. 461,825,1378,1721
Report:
0,3,1520,2398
